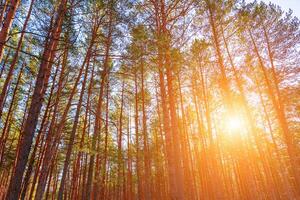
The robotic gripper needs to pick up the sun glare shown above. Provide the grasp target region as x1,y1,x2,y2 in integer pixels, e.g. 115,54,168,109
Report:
225,115,246,136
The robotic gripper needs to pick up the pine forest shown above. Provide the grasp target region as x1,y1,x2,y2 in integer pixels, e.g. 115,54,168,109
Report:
0,0,299,199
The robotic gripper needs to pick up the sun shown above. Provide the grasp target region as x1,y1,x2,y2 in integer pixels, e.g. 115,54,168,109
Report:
224,115,247,136
227,116,243,131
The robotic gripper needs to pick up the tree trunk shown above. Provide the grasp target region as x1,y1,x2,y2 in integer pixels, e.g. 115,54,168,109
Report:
57,45,91,200
0,0,34,120
5,1,67,198
85,10,113,198
0,0,21,63
248,29,300,195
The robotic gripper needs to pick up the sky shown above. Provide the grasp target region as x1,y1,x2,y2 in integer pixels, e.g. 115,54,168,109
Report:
246,0,300,18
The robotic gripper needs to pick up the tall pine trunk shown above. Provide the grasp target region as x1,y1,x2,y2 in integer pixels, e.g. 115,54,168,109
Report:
0,0,21,63
6,1,67,198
